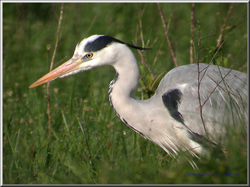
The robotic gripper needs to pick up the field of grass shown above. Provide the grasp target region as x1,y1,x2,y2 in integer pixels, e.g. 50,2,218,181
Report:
2,3,248,184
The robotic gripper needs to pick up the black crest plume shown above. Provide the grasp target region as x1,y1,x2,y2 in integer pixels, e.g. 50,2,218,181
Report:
84,35,151,52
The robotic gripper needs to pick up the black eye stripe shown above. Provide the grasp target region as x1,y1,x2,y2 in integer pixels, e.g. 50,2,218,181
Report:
84,35,150,52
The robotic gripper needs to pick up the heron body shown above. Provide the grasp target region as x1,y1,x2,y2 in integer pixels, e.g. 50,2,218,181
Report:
30,35,247,164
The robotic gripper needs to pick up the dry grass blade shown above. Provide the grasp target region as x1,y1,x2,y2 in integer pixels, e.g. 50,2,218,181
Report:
196,21,208,135
133,7,155,80
190,3,195,64
217,3,234,48
152,37,165,69
157,3,177,67
46,3,64,134
201,67,234,108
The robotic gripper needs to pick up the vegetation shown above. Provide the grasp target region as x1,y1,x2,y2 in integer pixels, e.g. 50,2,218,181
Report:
2,3,247,184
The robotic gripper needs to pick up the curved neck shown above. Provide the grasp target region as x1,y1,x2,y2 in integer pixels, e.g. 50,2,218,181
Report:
108,45,142,129
110,64,139,98
110,46,140,98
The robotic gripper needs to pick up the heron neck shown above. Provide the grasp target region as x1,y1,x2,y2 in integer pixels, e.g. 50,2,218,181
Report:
110,50,140,99
108,49,142,127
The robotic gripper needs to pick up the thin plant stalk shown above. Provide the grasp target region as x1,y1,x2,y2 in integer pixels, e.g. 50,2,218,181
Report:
190,3,195,64
157,3,177,67
217,3,234,48
46,3,64,134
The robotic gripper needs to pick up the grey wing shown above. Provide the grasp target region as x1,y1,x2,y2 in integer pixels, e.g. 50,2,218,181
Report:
156,63,247,142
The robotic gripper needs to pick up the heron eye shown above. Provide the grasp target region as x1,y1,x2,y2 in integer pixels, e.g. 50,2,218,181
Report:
86,53,93,58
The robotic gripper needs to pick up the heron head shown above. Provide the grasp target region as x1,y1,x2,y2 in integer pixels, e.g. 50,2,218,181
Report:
29,35,148,88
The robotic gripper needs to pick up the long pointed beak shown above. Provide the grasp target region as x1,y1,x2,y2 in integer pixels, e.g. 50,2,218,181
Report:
29,58,82,88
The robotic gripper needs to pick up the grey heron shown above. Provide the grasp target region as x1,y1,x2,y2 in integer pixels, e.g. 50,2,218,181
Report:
30,35,247,167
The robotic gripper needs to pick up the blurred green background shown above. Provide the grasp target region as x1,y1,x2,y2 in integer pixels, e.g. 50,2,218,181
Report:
2,3,247,184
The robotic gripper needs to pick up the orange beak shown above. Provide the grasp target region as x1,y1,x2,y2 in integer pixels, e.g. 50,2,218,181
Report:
29,58,82,88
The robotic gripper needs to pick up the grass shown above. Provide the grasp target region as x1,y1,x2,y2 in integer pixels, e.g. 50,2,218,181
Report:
2,3,248,184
